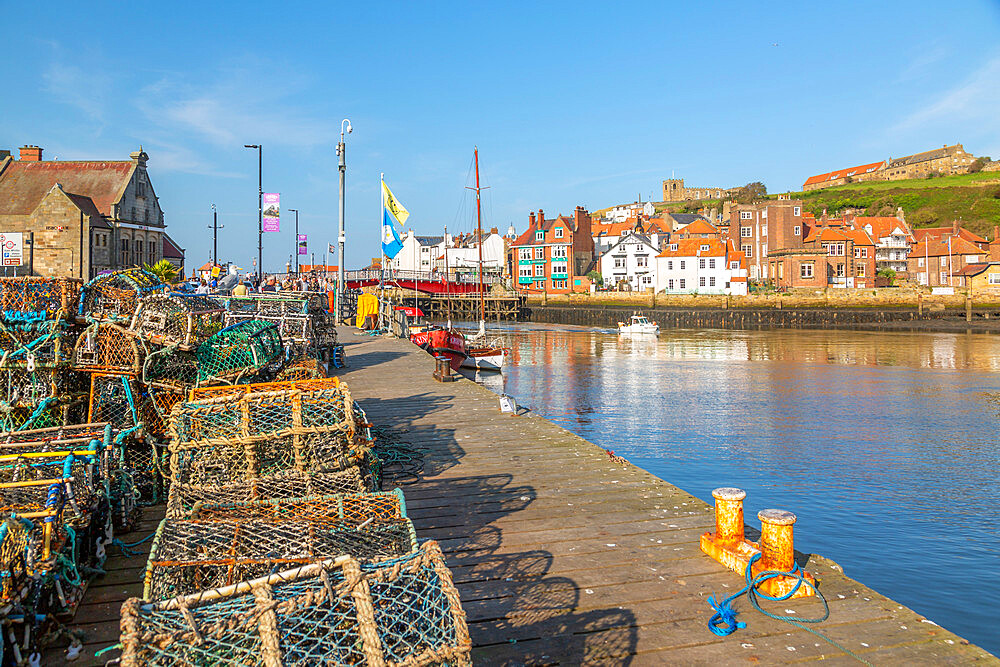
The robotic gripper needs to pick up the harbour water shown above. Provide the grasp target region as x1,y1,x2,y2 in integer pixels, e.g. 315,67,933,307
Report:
462,322,1000,655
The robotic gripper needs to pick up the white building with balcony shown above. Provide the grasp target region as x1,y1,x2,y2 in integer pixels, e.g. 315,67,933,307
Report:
855,213,915,276
598,232,657,290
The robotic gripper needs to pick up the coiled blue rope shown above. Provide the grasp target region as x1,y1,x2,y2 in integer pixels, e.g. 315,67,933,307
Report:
111,533,155,557
706,553,872,665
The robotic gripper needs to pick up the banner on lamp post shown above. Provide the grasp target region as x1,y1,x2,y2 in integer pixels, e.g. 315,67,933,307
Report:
297,234,307,255
262,193,280,232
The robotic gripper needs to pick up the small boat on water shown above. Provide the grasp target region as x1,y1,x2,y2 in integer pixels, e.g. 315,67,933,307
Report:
617,313,659,335
461,342,506,371
398,307,468,370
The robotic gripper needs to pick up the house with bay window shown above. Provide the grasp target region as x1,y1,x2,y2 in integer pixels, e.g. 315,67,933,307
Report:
598,231,658,291
510,207,594,293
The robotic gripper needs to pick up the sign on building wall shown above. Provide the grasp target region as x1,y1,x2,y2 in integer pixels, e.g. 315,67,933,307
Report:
0,233,23,266
263,193,280,232
297,234,307,255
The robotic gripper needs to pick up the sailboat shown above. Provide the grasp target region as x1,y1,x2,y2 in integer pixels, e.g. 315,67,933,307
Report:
460,147,507,372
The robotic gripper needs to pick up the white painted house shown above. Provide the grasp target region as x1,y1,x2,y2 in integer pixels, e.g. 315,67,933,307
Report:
598,232,658,291
391,231,445,272
654,238,748,295
605,201,656,223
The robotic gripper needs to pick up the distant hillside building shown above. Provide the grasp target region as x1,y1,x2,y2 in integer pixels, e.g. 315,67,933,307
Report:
661,179,736,203
884,144,977,180
802,161,886,192
0,144,171,278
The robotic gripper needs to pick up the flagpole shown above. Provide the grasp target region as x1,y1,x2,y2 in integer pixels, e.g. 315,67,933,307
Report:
380,172,386,330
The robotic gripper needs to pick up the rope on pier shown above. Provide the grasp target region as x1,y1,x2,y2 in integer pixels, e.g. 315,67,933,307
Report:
707,553,872,665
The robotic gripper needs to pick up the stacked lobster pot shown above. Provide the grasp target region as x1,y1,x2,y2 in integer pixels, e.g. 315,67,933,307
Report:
117,377,471,665
0,278,88,433
0,422,118,662
222,291,343,367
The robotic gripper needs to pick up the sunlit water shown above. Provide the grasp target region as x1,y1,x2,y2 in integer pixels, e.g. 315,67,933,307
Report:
458,322,1000,655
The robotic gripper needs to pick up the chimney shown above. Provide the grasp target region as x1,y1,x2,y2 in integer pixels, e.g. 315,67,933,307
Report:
529,212,536,228
538,209,544,226
994,225,999,243
952,219,958,235
489,226,498,235
19,145,42,162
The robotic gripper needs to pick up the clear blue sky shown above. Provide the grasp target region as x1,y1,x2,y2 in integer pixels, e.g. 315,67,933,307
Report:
3,2,999,271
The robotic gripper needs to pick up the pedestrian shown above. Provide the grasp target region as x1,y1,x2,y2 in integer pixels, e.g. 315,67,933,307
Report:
195,279,209,295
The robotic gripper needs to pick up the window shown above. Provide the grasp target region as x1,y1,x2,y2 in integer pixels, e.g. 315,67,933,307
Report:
519,248,531,260
519,266,532,278
668,261,673,270
742,244,752,258
917,257,924,267
762,244,767,258
730,261,739,270
857,262,866,277
552,245,567,258
940,271,948,283
534,247,544,259
680,260,686,269
989,273,1000,285
669,243,678,251
614,257,625,268
836,263,845,278
535,231,544,241
794,225,801,236
552,262,568,275
740,227,752,238
699,258,706,269
554,227,564,239
800,263,814,278
131,206,136,221
679,279,686,289
967,255,979,263
709,276,716,287
740,211,752,220
700,244,710,251
668,279,674,289
421,247,429,253
534,264,544,277
636,256,647,267
709,258,716,269
144,209,149,223
793,206,801,216
761,225,767,236
699,277,706,287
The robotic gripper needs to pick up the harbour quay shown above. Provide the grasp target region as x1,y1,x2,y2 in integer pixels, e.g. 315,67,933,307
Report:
333,328,996,665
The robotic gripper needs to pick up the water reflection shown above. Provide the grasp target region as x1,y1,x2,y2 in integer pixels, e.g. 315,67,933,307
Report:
461,322,1000,655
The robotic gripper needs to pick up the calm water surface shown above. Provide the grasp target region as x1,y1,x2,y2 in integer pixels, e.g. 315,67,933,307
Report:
461,322,1000,655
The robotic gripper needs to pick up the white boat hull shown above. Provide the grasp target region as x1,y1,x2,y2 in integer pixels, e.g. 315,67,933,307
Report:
618,324,660,335
461,352,504,371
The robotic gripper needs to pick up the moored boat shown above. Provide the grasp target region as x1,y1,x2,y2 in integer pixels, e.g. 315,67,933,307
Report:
410,327,467,371
617,313,659,335
461,345,506,371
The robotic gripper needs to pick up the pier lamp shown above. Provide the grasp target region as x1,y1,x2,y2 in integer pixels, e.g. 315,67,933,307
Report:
243,144,262,280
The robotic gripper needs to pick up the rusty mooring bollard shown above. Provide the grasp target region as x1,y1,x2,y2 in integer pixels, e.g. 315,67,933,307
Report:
433,355,456,382
712,487,746,545
757,509,796,573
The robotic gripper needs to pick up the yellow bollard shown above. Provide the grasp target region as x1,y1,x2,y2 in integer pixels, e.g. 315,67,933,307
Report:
752,508,816,598
713,487,746,545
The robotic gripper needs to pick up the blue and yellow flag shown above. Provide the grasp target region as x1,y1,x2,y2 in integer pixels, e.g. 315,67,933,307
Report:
382,181,409,225
382,208,404,259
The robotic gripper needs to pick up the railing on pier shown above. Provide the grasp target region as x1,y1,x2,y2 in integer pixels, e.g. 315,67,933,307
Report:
344,269,501,286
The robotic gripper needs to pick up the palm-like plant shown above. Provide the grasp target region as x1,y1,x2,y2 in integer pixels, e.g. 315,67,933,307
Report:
145,259,179,284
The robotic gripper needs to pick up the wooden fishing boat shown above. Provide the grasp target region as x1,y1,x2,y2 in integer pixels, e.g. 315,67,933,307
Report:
410,327,467,371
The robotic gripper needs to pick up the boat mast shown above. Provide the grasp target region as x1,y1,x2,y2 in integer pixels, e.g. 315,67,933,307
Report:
474,147,485,333
444,224,452,328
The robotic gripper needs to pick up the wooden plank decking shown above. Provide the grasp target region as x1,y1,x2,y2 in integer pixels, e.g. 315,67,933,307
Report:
44,327,996,665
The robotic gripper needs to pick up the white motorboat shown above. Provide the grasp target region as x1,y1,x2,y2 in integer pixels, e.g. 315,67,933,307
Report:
461,346,505,371
617,314,659,335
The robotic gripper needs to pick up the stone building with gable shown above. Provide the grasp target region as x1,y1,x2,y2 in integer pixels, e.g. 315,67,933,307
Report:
0,144,178,278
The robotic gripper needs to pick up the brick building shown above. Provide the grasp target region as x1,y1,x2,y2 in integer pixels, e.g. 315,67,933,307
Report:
511,207,594,293
727,200,806,281
908,235,986,287
0,145,173,278
766,223,876,289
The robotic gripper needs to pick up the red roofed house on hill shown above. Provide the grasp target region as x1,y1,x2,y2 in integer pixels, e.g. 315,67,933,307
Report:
802,161,886,192
0,145,174,278
510,207,594,294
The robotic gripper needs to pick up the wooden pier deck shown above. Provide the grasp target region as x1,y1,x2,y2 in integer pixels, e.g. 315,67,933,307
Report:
45,328,996,665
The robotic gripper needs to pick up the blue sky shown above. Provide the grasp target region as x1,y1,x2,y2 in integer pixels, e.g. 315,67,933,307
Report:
3,1,999,271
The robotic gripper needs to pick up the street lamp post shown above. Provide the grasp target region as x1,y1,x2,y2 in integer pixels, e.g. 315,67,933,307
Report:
336,119,352,320
243,144,262,281
289,208,299,275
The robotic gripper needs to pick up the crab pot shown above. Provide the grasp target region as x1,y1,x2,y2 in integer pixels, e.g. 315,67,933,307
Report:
77,269,165,322
131,294,224,348
195,319,284,383
0,316,79,367
0,277,82,318
120,541,471,667
73,322,147,375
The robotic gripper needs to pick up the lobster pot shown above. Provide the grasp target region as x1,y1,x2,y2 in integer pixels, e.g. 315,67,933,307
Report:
0,277,82,318
225,293,310,316
275,355,325,382
189,376,341,400
0,422,111,449
120,541,471,666
0,367,82,408
168,386,370,487
195,319,283,383
77,268,165,322
0,395,87,432
88,374,140,430
180,488,407,523
165,467,372,519
73,322,147,375
0,316,79,369
131,294,224,348
139,387,185,441
142,346,198,394
142,515,419,601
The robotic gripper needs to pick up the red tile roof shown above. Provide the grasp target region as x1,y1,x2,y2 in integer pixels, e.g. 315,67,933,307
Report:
675,219,719,236
656,238,727,258
911,236,984,258
162,234,184,259
854,216,914,242
64,192,109,227
0,159,134,216
954,263,991,277
803,161,885,187
912,226,987,245
512,216,574,247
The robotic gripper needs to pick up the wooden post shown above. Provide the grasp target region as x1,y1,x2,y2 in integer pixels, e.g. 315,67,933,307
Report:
650,289,656,308
918,292,923,316
966,290,972,322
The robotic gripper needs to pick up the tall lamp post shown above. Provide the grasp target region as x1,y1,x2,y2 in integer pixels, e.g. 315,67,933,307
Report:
289,208,299,274
336,119,352,319
207,204,224,268
243,144,262,281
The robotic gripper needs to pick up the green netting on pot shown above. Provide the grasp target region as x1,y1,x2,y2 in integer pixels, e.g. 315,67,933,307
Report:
78,269,165,322
0,368,81,408
195,319,283,383
0,313,79,368
164,467,373,519
131,294,224,348
142,345,198,393
119,540,472,666
0,277,83,320
0,394,87,432
167,386,370,492
142,514,418,601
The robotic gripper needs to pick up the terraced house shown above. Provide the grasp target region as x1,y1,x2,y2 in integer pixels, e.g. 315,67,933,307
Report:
510,207,594,293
